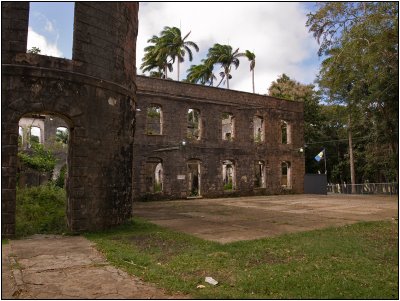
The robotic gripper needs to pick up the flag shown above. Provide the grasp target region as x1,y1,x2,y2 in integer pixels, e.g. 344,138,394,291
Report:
314,149,325,162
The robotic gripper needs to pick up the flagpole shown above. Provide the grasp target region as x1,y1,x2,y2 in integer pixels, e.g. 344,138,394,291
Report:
324,148,327,175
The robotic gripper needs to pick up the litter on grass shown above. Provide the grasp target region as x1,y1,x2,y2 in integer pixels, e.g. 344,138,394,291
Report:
205,277,218,286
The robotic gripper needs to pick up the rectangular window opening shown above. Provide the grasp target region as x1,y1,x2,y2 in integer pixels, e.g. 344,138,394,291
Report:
27,2,74,59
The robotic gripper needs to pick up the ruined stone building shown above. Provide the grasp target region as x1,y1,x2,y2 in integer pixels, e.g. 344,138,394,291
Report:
134,76,304,200
2,2,304,237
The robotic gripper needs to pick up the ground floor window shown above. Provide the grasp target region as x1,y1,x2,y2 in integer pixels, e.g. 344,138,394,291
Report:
187,160,201,197
254,160,266,188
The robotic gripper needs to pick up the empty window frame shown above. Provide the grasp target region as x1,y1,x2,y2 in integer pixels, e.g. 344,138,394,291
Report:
18,126,23,147
56,127,69,145
144,158,163,193
187,160,201,197
30,126,42,145
281,120,291,144
222,113,234,141
254,116,264,142
281,161,291,188
254,160,266,188
27,2,74,59
146,105,163,135
222,160,236,191
187,109,201,140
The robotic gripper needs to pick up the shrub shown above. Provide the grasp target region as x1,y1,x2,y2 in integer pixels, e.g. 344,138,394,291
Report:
18,143,56,172
16,185,67,237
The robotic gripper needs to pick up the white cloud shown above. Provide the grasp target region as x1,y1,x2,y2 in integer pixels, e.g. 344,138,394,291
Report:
45,20,54,33
137,2,320,93
27,27,63,57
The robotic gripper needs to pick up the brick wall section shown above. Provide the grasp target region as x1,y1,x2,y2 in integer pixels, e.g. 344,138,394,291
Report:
1,2,29,64
2,2,138,237
134,76,305,200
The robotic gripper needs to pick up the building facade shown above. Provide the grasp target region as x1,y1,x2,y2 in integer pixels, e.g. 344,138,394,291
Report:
133,76,305,200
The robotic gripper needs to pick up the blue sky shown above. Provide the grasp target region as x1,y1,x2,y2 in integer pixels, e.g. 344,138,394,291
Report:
27,2,322,93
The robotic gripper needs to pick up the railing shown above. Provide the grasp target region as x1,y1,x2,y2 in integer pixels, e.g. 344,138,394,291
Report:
327,183,398,195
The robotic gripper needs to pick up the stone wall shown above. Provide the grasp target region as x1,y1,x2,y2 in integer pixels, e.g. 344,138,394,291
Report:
2,2,138,237
133,76,305,200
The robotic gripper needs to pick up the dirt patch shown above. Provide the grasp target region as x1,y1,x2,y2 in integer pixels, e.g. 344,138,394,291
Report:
133,194,398,243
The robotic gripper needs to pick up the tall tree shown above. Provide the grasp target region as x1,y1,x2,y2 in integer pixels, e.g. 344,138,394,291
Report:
140,35,173,79
159,26,199,81
268,74,325,174
206,44,245,89
244,50,256,93
185,60,216,86
307,2,399,183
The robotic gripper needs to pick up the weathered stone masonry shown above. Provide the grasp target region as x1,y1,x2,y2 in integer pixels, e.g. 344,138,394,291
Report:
2,2,138,236
133,76,305,200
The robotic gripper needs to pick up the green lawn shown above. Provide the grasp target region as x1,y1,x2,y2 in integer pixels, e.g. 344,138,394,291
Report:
86,219,398,299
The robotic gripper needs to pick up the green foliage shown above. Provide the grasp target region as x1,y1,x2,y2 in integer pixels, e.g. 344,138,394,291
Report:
186,61,217,86
224,181,233,190
18,143,56,172
86,218,398,299
307,2,399,182
206,44,245,89
141,26,199,81
16,185,67,237
54,164,67,188
27,47,41,54
154,182,162,193
56,129,69,144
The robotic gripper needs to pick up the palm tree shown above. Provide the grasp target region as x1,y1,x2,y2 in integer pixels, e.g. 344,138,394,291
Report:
245,50,256,93
186,60,216,86
140,35,173,79
206,44,244,89
159,26,199,81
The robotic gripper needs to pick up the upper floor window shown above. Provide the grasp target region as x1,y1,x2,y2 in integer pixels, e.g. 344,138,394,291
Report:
281,120,291,144
222,113,235,141
254,116,264,143
27,2,74,59
146,105,163,135
187,109,201,140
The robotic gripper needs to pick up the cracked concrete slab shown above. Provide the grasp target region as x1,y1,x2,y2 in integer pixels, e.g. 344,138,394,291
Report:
134,194,398,243
1,235,187,299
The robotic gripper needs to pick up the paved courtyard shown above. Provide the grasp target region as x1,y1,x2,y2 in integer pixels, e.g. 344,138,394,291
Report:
134,194,398,243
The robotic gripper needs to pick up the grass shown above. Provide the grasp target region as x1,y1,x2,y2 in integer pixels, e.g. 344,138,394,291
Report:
16,185,68,237
86,218,398,299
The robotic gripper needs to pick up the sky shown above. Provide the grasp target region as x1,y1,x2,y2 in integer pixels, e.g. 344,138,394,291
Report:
27,2,322,94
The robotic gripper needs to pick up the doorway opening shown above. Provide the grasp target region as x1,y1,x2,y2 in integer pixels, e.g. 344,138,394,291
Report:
16,113,71,236
144,158,163,193
187,160,201,197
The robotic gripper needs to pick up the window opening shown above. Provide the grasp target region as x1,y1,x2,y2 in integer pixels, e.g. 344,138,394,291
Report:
254,160,266,188
281,161,291,188
30,126,42,145
223,160,236,191
281,120,291,144
187,160,201,197
18,126,23,147
187,109,201,140
27,2,74,59
146,105,163,135
222,113,234,141
254,116,264,142
144,158,163,193
56,127,69,146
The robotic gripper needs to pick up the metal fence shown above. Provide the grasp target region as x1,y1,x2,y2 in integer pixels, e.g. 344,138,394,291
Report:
327,183,398,195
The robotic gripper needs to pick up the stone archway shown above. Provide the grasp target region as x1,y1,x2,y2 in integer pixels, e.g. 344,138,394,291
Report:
2,2,139,237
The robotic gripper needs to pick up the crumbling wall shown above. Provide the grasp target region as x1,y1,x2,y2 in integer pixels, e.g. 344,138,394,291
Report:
2,2,138,237
134,76,305,200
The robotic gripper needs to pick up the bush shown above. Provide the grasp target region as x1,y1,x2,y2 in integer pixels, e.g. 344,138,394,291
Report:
18,143,56,172
16,185,68,237
54,164,67,188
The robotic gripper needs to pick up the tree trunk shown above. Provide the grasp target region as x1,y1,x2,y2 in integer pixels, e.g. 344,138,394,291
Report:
252,69,255,93
226,71,229,89
177,59,180,81
348,115,356,193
